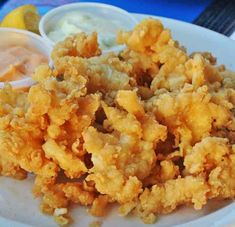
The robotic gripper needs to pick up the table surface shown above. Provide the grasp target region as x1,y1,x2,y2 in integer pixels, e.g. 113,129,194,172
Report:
0,0,214,22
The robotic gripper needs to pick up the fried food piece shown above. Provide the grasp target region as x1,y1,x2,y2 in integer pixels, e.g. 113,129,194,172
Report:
118,18,189,92
0,130,27,179
184,137,230,174
39,180,96,222
118,18,228,93
184,137,235,199
118,49,159,87
33,161,59,196
108,90,167,142
61,182,95,205
30,67,100,148
117,18,164,54
102,102,142,138
53,56,131,94
52,32,101,60
208,150,235,199
83,93,167,204
135,176,209,223
40,185,69,215
146,85,231,155
90,195,110,217
116,90,145,117
61,93,101,150
0,85,55,180
140,114,167,143
190,51,217,65
142,160,180,187
42,139,87,178
83,126,143,203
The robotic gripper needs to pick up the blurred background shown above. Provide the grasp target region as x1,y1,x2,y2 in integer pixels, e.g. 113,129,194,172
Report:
0,0,235,37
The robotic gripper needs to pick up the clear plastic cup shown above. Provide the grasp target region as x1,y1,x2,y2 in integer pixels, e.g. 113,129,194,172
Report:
0,28,52,90
39,2,138,53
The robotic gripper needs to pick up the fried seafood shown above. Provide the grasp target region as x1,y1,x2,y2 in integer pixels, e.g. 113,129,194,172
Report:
0,18,234,226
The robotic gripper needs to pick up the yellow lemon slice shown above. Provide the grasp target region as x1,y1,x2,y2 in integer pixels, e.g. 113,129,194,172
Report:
0,4,40,34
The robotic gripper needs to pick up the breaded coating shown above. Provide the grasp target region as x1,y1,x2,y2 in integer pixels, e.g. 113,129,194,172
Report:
90,195,110,217
184,137,230,174
52,32,101,60
117,18,164,54
116,90,145,117
42,139,87,178
83,126,144,203
146,85,232,156
53,56,131,94
61,182,95,205
135,176,209,223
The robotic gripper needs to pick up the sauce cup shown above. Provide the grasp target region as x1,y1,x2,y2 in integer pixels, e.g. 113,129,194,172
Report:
0,28,52,90
39,2,138,54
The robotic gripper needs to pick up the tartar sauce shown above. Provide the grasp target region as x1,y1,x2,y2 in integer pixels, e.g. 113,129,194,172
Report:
48,12,124,50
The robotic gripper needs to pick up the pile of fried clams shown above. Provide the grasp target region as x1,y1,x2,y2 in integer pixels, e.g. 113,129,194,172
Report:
0,19,234,225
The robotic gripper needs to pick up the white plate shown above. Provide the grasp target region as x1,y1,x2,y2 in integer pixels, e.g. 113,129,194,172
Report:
0,13,235,227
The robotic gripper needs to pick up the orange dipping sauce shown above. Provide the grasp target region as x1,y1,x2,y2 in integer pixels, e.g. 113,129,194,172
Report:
0,46,48,82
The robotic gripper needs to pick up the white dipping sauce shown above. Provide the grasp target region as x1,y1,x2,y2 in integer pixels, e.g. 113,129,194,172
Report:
48,12,124,50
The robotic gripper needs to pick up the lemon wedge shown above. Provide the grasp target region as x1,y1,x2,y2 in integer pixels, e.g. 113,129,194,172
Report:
0,4,40,34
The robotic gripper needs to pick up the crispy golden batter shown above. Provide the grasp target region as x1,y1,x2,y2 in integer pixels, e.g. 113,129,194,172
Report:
135,176,209,223
52,32,101,60
0,18,234,226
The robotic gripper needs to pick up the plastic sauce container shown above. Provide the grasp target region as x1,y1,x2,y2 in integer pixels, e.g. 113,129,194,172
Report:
39,2,138,53
0,28,52,90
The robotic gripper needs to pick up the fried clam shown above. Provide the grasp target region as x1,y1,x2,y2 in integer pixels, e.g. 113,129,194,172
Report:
0,18,234,226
